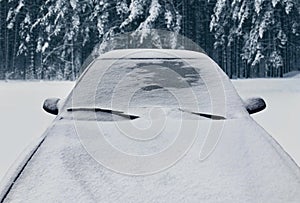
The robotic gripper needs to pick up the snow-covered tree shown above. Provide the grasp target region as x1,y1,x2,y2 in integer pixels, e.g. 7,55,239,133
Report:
6,0,47,79
32,0,112,79
32,0,183,78
211,0,300,77
96,0,182,53
1,0,299,79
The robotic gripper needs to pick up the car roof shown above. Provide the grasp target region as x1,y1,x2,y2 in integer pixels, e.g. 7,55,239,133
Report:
96,49,207,59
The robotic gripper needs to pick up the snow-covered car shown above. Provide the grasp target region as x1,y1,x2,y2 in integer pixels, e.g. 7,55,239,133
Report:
1,49,300,202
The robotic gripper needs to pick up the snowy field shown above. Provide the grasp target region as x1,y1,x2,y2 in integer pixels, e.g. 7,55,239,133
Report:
233,79,300,167
0,81,74,182
0,79,300,182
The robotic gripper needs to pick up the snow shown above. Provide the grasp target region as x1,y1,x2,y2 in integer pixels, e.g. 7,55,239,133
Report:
120,0,145,28
41,42,49,53
285,0,293,14
0,81,74,182
116,1,129,15
70,0,77,10
272,0,280,7
283,70,300,78
0,78,300,201
233,78,300,166
135,0,161,43
3,116,300,201
67,50,246,119
252,50,264,66
165,10,172,29
255,0,263,14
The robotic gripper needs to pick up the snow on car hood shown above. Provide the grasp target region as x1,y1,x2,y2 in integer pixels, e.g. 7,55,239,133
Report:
3,116,300,202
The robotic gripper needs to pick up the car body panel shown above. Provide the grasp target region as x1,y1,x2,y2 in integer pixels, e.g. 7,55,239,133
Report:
2,117,300,202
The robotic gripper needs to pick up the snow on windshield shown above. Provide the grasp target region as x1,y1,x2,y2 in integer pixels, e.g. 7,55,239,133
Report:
65,52,246,119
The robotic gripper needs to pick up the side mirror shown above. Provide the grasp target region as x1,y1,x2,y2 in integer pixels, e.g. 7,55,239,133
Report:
43,98,60,115
244,97,266,114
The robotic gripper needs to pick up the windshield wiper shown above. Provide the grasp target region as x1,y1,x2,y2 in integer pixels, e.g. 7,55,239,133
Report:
179,108,226,120
67,107,225,120
67,107,139,120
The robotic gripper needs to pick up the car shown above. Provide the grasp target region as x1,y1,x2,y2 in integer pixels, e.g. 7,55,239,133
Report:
1,49,300,202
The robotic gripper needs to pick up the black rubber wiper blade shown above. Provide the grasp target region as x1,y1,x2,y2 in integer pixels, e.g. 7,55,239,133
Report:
67,107,139,119
179,108,226,120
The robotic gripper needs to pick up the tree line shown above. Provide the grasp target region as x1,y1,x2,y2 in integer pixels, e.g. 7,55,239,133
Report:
0,0,299,80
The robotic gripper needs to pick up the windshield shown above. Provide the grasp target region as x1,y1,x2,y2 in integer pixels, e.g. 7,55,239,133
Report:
62,50,246,120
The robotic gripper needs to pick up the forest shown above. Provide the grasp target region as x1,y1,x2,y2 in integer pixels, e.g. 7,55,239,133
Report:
0,0,299,80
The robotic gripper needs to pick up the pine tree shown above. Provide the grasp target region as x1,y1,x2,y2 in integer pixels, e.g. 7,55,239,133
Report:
32,0,127,79
97,0,182,52
1,0,299,80
210,0,300,78
6,0,44,79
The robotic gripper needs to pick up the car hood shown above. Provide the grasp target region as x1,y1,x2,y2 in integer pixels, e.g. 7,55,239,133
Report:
2,117,300,202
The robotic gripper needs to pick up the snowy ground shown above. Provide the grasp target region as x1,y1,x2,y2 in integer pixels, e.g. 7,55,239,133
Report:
0,79,299,182
233,79,300,167
0,81,74,182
